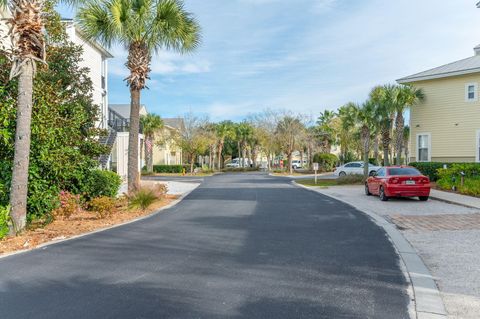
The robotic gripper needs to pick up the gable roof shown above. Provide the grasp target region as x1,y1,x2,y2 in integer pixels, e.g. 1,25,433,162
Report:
397,49,480,84
163,118,185,131
109,104,148,119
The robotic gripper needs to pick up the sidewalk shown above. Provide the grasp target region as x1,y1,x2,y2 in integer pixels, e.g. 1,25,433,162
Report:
296,183,480,319
430,189,480,209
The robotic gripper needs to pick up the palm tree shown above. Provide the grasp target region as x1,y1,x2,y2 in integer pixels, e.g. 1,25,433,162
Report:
337,103,357,163
276,115,305,174
78,0,200,193
215,121,235,169
140,114,163,173
235,122,253,168
370,85,396,166
393,85,424,165
0,0,80,232
403,125,410,164
316,110,336,153
354,100,377,177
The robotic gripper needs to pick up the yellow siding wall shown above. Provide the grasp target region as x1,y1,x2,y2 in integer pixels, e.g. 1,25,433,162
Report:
152,127,183,165
410,73,480,162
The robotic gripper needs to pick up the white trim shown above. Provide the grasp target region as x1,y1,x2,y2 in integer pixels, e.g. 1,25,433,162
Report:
476,130,480,163
465,83,478,102
416,133,431,162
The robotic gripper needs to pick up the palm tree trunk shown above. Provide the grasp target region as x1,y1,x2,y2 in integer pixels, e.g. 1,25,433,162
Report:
9,62,35,233
382,128,390,167
128,88,141,193
218,141,224,169
373,135,379,165
145,136,154,173
242,146,247,168
362,126,370,177
395,113,404,165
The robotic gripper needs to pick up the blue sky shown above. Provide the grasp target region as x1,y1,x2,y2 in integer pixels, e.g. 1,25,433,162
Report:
58,0,480,121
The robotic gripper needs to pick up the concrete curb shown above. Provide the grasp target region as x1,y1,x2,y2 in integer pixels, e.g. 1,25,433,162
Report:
429,196,479,210
292,181,447,319
0,185,200,260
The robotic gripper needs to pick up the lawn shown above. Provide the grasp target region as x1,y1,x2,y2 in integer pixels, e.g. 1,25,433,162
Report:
295,179,339,187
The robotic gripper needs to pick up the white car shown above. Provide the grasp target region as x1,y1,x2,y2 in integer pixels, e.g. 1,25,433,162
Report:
291,160,303,169
334,161,381,177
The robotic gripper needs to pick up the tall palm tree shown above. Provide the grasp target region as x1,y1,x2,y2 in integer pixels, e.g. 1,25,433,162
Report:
0,0,80,232
354,100,377,177
316,110,336,154
78,0,200,193
215,121,235,169
403,125,410,164
276,116,305,174
393,85,424,165
140,114,163,173
337,103,357,163
235,122,253,168
370,85,396,166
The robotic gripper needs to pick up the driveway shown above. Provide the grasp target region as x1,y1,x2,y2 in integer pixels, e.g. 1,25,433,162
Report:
0,173,410,318
315,185,480,319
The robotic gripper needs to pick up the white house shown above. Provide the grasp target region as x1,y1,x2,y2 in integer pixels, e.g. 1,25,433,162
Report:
108,104,146,180
64,20,113,129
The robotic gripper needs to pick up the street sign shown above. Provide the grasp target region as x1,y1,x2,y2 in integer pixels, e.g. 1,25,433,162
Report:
313,163,319,184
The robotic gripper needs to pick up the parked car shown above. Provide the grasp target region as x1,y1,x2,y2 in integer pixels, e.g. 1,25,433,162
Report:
226,158,251,168
291,160,303,169
334,161,380,177
365,166,431,201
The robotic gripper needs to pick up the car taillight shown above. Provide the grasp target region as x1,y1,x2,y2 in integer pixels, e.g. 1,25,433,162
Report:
421,178,430,184
389,177,399,184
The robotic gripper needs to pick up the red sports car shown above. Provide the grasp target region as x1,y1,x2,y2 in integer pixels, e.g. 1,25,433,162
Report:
365,166,431,201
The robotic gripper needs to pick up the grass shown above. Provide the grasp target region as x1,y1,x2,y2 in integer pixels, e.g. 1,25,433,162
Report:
296,179,338,187
296,175,365,187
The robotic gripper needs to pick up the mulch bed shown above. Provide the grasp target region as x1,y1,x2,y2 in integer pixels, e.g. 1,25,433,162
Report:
0,195,178,256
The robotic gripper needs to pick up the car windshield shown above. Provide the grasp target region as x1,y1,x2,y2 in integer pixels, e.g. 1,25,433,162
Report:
388,168,421,176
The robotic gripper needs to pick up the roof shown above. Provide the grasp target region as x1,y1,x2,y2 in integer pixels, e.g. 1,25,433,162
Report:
397,51,480,84
109,104,148,119
62,20,114,59
163,118,185,131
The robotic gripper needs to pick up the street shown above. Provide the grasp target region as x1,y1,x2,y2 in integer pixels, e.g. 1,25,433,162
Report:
0,173,410,318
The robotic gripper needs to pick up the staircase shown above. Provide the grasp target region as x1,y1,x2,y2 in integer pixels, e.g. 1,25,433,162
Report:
98,128,117,169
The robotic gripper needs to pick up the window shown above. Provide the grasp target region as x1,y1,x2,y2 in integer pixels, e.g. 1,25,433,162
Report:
466,83,478,102
417,133,431,162
388,168,421,176
376,168,386,177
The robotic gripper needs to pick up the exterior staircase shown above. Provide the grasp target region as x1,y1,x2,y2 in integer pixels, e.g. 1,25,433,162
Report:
98,128,117,169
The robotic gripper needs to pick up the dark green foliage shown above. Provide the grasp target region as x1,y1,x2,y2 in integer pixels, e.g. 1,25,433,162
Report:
436,163,480,197
313,153,339,172
409,162,451,181
81,170,122,200
0,40,107,222
0,204,10,239
152,165,191,174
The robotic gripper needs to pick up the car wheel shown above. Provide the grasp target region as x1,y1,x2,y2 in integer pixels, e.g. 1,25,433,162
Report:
339,171,347,177
419,196,429,202
365,183,371,196
379,186,389,201
369,171,376,177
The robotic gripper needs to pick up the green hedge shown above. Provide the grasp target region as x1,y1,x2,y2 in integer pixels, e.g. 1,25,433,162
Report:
313,153,339,172
410,162,480,181
153,165,191,174
80,169,122,200
409,162,449,181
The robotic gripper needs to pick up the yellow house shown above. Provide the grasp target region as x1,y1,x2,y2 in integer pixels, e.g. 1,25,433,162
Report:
152,118,184,165
397,45,480,163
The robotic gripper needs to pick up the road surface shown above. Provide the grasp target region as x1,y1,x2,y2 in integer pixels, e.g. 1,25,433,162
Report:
0,173,410,318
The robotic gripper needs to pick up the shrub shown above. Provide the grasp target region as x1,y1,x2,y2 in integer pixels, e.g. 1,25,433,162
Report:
0,204,10,239
409,162,447,181
88,196,116,219
81,170,122,200
313,153,339,172
54,191,81,219
150,184,168,198
153,165,191,174
336,174,366,185
128,189,158,211
436,163,480,197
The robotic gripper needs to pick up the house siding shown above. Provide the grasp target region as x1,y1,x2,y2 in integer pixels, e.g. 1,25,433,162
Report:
409,73,480,163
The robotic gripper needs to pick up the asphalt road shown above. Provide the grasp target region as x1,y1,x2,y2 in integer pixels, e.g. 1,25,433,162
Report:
0,173,410,319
